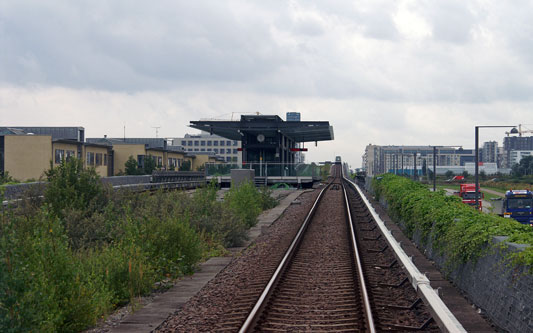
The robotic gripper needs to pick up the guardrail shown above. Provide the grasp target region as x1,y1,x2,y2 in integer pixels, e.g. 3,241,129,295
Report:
206,162,320,178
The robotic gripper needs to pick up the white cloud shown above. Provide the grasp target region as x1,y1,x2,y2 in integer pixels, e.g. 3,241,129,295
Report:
2,1,533,168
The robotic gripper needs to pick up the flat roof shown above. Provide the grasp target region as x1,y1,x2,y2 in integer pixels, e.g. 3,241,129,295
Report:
190,115,333,142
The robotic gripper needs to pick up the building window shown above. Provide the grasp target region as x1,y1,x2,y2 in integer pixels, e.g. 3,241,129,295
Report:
207,140,212,146
214,148,219,153
213,141,218,146
157,156,162,167
233,140,238,146
201,140,206,146
181,140,187,146
87,152,95,166
226,156,231,162
226,148,231,154
188,148,192,151
232,156,238,162
219,149,224,154
233,149,237,154
226,140,231,146
188,140,193,146
96,153,102,166
194,148,199,152
104,154,107,166
66,150,75,161
201,148,205,152
207,148,212,151
194,141,199,146
220,140,225,146
55,149,65,163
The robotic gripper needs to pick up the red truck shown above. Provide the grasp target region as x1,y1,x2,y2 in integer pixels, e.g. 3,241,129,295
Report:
459,183,483,210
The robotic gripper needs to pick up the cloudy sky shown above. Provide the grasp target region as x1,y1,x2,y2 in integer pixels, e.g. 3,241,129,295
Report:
2,1,533,167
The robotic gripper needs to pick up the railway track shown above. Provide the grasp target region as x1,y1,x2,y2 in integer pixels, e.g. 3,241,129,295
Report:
236,165,441,332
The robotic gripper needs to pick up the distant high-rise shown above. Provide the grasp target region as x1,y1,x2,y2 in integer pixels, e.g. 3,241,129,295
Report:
482,141,498,164
286,112,301,122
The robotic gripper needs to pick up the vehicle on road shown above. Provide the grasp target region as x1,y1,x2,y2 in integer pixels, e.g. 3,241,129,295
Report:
459,183,483,210
503,190,533,226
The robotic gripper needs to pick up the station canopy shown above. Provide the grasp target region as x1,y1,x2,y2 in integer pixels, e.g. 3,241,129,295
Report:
190,115,334,142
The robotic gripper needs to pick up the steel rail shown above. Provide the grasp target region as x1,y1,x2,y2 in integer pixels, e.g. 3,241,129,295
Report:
343,175,466,333
342,183,377,333
238,179,333,333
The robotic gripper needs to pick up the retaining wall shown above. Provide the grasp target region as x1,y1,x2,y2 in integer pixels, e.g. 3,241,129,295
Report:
365,177,533,333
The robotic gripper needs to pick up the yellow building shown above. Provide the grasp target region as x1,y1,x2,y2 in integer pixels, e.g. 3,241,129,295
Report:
110,143,147,175
83,143,112,177
1,134,52,181
52,140,82,167
166,150,186,170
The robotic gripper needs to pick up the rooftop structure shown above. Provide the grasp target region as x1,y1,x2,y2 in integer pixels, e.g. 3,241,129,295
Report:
190,115,333,165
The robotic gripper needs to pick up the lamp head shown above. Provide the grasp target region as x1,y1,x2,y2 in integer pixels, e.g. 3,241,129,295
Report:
510,127,519,134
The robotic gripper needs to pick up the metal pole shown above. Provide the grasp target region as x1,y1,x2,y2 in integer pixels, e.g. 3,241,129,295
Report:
401,149,404,175
413,152,417,180
433,146,437,192
475,126,479,210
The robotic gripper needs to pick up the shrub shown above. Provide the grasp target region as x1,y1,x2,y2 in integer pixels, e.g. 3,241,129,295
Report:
44,158,107,219
373,174,533,272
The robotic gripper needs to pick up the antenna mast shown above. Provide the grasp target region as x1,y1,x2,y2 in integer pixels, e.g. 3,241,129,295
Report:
152,126,161,138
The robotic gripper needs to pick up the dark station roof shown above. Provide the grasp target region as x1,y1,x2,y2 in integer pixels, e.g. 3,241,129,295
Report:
190,115,334,142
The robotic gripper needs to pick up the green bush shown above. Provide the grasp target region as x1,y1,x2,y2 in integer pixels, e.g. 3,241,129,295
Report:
1,164,278,332
374,174,533,272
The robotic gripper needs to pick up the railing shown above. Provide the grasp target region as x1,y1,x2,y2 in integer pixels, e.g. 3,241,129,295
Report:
205,162,319,178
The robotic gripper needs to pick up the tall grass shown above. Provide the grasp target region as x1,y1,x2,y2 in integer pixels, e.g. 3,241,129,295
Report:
0,160,277,332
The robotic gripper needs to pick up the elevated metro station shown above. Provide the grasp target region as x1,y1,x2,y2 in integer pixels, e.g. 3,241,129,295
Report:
190,115,334,186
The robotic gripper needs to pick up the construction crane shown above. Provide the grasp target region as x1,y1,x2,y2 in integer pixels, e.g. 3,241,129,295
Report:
506,124,533,137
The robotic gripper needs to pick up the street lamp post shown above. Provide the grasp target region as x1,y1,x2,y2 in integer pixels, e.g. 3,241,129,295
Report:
475,125,518,210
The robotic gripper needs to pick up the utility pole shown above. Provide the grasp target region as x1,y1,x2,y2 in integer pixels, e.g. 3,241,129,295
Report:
152,126,161,138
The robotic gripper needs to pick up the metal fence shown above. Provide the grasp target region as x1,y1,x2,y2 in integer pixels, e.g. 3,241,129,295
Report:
205,163,319,178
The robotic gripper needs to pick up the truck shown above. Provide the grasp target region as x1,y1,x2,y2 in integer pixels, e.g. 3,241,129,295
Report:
502,190,533,226
459,183,483,210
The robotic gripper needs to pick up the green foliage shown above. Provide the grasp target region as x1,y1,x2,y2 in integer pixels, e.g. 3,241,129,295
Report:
0,171,16,185
179,160,191,171
225,181,262,228
44,158,107,219
374,174,533,272
125,156,140,175
143,155,156,175
512,155,533,176
1,175,278,331
444,170,454,178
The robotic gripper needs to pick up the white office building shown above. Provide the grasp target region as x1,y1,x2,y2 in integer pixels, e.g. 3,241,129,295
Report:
168,133,242,164
510,150,533,166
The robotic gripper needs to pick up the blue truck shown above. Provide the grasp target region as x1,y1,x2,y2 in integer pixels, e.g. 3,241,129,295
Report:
503,190,533,226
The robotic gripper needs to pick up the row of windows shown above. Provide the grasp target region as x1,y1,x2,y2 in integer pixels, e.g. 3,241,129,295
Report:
86,152,108,166
181,140,238,147
186,148,238,154
54,149,77,163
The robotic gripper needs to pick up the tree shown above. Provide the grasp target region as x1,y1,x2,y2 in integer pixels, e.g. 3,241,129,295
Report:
44,158,105,218
179,160,191,171
462,170,469,178
445,170,454,179
144,155,156,175
125,155,139,175
479,170,487,181
512,155,533,177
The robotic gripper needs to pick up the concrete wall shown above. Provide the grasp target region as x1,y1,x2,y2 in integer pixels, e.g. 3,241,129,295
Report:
365,177,533,333
4,135,52,181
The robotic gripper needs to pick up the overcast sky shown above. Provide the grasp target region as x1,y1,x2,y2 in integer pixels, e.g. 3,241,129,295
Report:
2,1,533,167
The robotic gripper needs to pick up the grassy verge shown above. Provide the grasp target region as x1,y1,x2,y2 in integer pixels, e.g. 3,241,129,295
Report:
0,159,277,332
374,174,533,273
